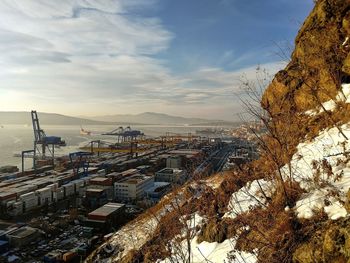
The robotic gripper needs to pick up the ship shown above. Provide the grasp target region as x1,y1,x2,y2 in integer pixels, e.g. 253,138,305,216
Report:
195,128,219,135
80,126,92,136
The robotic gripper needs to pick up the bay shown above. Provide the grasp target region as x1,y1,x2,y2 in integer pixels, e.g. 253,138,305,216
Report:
0,124,220,168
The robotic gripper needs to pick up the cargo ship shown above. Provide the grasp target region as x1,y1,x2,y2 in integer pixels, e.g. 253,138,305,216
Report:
80,127,92,136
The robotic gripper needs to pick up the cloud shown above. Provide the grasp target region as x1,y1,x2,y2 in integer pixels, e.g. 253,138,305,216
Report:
0,0,284,121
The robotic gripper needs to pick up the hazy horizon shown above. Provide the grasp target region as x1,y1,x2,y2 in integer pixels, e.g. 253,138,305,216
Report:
0,110,240,124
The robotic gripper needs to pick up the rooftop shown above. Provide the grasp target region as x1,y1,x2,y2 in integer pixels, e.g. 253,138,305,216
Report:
86,188,105,193
8,227,38,238
90,177,111,183
117,174,153,185
156,168,184,174
169,149,201,155
121,169,138,176
88,203,125,217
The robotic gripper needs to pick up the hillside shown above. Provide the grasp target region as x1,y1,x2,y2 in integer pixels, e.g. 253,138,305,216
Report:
0,111,114,125
86,112,235,125
86,1,350,263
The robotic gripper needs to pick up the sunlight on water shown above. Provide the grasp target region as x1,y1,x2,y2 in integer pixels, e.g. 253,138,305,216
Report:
0,124,214,167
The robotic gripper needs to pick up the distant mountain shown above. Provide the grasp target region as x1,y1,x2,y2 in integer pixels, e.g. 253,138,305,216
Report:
0,111,238,126
86,112,236,125
0,111,115,125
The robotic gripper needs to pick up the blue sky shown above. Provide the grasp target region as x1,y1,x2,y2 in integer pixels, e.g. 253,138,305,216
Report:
157,0,312,72
0,0,313,121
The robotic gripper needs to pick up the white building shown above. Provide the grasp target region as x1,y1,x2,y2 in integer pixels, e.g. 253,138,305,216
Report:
114,174,154,202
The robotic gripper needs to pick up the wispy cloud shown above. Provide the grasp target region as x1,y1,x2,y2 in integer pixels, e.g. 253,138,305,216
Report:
0,1,284,120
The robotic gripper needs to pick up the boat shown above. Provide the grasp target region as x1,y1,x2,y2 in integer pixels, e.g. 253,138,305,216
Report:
195,128,217,135
80,126,92,136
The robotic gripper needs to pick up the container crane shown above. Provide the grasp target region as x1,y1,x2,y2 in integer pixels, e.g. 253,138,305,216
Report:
31,110,66,168
102,126,144,143
69,151,92,177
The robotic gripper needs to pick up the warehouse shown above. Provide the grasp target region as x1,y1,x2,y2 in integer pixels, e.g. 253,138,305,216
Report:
6,227,40,247
86,203,125,230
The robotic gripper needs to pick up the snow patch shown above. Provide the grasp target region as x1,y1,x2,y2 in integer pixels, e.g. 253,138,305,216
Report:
159,216,257,263
305,83,350,116
282,121,350,220
224,179,273,219
324,200,348,220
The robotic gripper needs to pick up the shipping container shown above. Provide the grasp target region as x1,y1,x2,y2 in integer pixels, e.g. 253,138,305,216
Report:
36,187,53,206
63,183,76,197
63,251,77,262
53,187,65,201
20,192,39,211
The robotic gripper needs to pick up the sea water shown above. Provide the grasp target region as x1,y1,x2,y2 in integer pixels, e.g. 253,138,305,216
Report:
0,124,215,168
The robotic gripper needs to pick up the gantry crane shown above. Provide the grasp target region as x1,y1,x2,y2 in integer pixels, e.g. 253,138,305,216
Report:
79,132,203,157
69,151,92,177
31,110,66,168
102,126,144,143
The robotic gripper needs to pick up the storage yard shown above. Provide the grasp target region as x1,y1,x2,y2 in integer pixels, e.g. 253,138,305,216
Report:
0,112,256,262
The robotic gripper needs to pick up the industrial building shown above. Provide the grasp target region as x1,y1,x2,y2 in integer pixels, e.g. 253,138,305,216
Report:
166,155,182,169
114,174,154,202
6,227,40,247
86,203,125,230
155,168,187,184
85,188,108,209
89,177,114,200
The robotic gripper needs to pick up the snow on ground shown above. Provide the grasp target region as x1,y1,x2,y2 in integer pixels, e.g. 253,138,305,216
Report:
92,98,350,262
159,237,257,263
159,213,257,263
224,179,273,219
224,84,350,222
281,121,350,220
305,83,350,116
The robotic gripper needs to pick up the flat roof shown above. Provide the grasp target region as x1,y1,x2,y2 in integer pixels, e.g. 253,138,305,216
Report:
157,168,183,174
117,174,153,185
88,203,125,217
8,227,37,238
0,192,16,197
122,169,138,174
169,149,201,155
90,177,110,182
86,188,105,193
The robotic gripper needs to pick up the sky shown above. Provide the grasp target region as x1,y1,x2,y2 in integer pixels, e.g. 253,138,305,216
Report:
0,0,314,121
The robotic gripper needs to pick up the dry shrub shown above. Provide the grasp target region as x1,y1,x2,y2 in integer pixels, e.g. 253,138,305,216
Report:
228,180,305,263
123,249,143,263
293,217,350,263
194,168,255,218
197,217,237,244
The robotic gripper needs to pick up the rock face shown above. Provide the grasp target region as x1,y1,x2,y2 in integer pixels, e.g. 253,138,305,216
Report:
259,0,350,173
293,218,350,263
263,0,350,113
261,2,350,260
261,0,350,261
